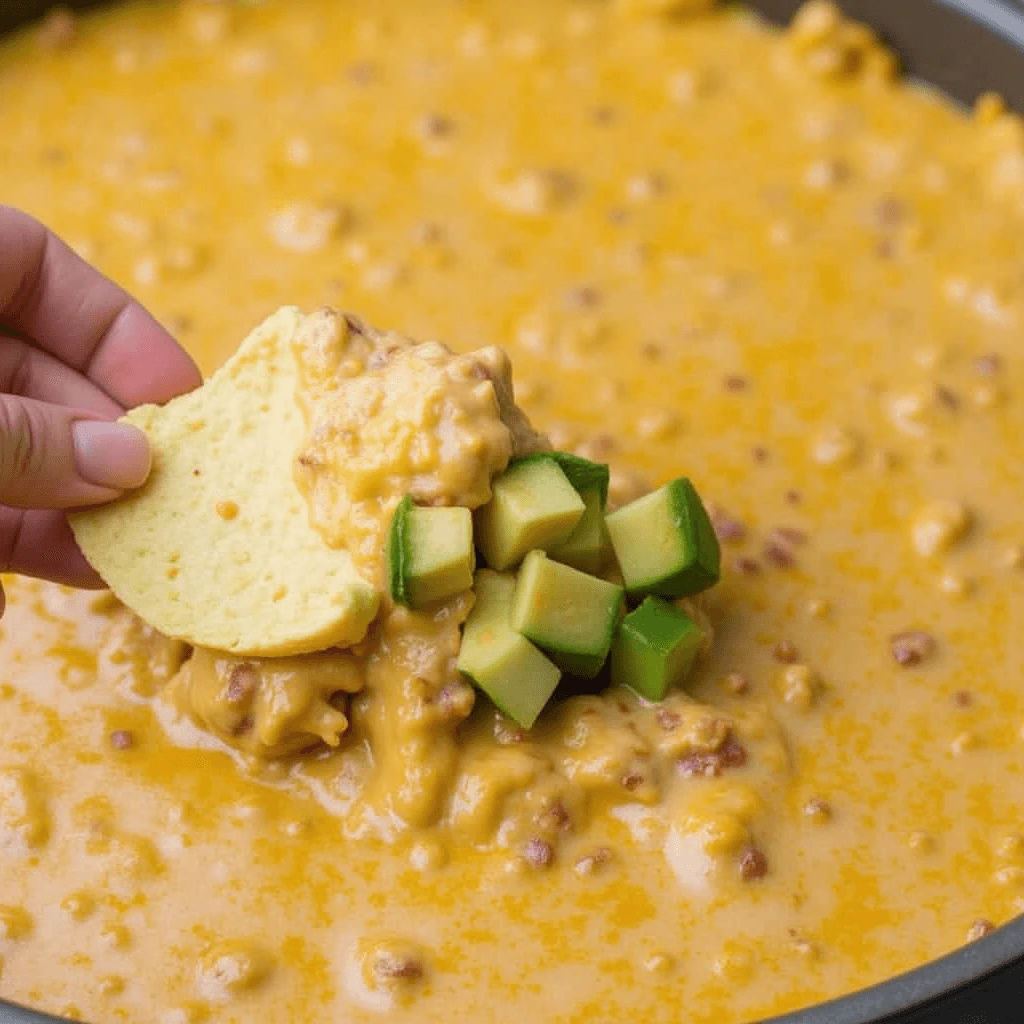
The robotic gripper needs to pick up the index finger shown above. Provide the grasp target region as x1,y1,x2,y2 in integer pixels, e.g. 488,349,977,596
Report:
0,205,203,409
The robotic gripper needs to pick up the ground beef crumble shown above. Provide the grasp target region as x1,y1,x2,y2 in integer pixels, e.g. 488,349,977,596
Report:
739,845,769,881
891,631,937,667
677,735,748,778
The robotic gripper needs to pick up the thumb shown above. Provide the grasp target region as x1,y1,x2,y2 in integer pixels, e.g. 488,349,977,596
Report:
0,395,151,510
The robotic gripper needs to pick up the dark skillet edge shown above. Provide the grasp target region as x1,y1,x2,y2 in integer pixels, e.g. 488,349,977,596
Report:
762,915,1024,1024
756,0,1024,112
0,1002,67,1024
1,1,1023,1023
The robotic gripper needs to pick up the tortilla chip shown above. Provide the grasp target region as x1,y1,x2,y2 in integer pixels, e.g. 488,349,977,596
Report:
70,307,380,656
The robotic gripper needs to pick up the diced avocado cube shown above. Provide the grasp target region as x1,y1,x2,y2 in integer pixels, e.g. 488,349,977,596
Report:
475,458,585,571
605,478,720,598
548,487,611,575
514,452,610,508
611,596,704,701
510,550,625,679
388,496,475,608
457,570,561,729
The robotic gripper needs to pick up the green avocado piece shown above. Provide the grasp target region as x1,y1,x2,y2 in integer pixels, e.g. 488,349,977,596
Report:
387,497,475,608
457,570,561,729
510,550,625,679
387,496,415,605
548,488,611,575
610,596,705,701
513,452,610,508
605,478,720,598
474,458,585,571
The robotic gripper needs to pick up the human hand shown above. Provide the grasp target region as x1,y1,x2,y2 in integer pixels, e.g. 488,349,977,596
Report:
0,205,202,615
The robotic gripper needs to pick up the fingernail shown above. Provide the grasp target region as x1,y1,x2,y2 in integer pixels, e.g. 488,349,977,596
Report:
73,420,152,491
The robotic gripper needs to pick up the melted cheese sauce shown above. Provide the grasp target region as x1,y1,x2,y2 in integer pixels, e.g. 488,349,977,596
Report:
291,307,544,580
2,2,1024,1022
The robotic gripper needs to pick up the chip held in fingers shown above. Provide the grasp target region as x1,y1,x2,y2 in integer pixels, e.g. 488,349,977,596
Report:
69,306,380,657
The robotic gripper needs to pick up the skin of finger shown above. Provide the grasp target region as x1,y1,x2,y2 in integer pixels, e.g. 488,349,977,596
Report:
0,506,105,589
0,396,124,509
87,302,204,407
0,206,203,408
0,332,124,418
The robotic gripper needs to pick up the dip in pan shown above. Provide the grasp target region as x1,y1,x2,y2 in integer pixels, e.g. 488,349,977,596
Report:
1,1,1023,1022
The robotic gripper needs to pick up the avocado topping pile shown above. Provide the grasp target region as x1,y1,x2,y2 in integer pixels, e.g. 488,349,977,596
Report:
386,454,721,729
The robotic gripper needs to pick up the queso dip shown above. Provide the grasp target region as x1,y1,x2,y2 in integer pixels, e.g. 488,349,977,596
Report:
1,1,1024,1022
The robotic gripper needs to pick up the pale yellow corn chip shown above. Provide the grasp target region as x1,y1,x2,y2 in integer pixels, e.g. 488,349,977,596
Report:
70,307,380,656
